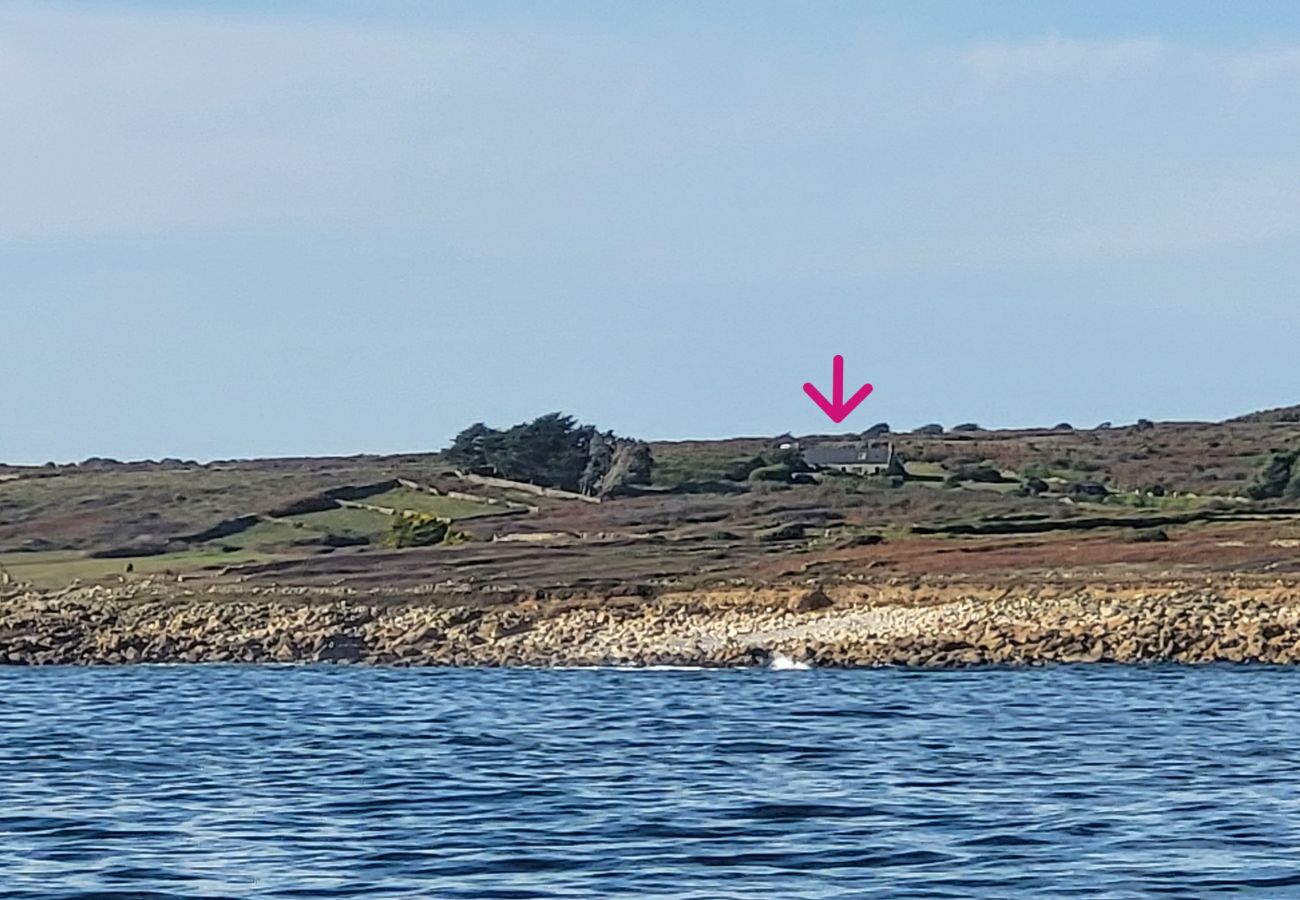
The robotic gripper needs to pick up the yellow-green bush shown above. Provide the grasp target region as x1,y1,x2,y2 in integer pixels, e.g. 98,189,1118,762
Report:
385,512,450,549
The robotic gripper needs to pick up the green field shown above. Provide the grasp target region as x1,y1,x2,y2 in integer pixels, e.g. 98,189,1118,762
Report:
293,507,393,536
903,461,947,479
0,548,270,589
0,485,502,588
217,508,394,551
357,487,500,518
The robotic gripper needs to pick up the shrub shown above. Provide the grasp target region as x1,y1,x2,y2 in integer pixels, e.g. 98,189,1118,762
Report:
1021,462,1052,480
1126,527,1169,543
321,533,369,548
916,423,944,435
954,464,1004,483
863,422,890,436
756,522,806,542
767,446,813,472
1246,451,1298,500
1068,481,1110,500
724,455,767,481
952,422,981,432
386,512,450,548
835,533,884,549
748,464,794,483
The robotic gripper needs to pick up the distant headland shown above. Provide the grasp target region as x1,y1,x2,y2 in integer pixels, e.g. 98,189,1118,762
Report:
3,405,1300,666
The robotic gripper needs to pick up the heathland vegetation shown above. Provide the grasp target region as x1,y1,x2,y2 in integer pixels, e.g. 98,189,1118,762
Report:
2,405,1300,592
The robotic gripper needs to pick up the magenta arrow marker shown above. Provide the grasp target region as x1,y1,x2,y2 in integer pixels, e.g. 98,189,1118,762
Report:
803,354,873,423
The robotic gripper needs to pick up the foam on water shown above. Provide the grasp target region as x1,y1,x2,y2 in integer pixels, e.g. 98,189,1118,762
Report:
769,652,812,670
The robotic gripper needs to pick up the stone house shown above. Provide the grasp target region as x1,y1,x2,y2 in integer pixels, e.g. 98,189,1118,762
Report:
800,442,900,476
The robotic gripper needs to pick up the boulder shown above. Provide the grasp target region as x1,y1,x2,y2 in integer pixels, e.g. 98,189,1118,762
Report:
790,588,833,613
317,633,365,663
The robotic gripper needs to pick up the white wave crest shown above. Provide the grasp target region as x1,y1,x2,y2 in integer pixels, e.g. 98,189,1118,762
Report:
768,653,812,671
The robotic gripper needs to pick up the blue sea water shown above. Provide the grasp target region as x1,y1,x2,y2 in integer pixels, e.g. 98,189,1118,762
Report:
3,666,1300,899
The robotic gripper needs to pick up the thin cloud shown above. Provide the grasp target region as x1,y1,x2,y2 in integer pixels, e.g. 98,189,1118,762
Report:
962,34,1166,85
1211,46,1300,85
0,3,1298,283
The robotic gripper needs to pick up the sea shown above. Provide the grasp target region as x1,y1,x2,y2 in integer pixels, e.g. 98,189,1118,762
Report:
3,664,1300,898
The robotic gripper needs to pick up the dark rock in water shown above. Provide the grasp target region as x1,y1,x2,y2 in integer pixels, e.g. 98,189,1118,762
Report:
791,588,833,613
317,634,366,663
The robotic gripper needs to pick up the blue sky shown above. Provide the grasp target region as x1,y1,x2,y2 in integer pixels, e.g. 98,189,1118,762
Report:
4,1,1300,463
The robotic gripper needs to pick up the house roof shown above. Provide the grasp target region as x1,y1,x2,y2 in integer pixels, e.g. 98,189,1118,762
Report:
801,443,893,466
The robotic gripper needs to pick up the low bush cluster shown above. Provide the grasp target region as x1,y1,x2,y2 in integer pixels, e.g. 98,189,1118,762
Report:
385,513,450,549
1246,451,1300,500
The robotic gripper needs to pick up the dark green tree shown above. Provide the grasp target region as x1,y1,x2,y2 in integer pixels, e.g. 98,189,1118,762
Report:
445,414,651,495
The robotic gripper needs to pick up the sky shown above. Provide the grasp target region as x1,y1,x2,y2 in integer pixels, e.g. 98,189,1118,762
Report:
4,1,1300,463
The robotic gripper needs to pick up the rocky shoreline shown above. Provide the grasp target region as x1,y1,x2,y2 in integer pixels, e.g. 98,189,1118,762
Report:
3,579,1300,667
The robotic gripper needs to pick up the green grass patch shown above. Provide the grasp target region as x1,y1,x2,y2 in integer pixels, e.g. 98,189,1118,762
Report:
290,507,393,538
903,461,947,479
0,548,269,589
214,518,311,551
959,481,1023,494
358,487,499,518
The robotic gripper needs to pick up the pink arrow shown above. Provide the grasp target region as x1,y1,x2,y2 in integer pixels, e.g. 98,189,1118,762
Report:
803,355,873,423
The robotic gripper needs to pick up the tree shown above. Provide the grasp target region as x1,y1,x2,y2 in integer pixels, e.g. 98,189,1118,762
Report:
499,413,594,489
445,413,652,495
446,422,502,471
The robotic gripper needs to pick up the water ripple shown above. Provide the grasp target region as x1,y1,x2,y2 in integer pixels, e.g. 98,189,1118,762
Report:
3,665,1300,897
